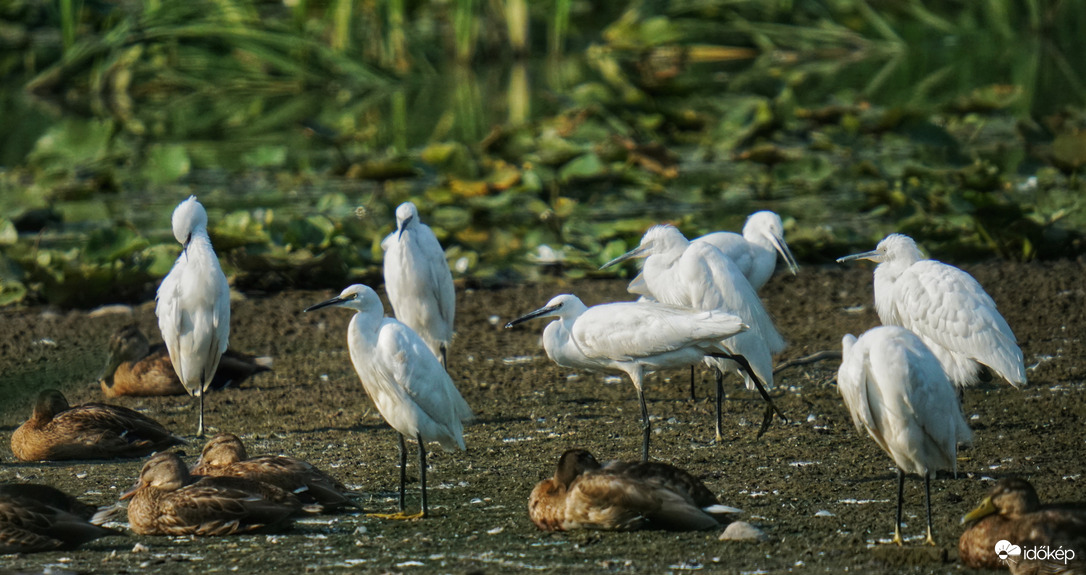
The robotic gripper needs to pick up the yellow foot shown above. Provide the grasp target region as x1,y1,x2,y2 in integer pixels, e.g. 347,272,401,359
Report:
366,510,426,520
887,533,904,546
924,533,937,547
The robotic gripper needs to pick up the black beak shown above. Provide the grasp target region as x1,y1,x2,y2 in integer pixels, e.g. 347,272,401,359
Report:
304,296,347,313
397,215,414,239
505,304,561,329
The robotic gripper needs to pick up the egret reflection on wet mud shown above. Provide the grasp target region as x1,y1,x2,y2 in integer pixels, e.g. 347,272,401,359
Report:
155,196,231,437
505,294,780,461
837,326,972,546
603,224,786,440
837,233,1025,390
382,202,456,369
304,284,472,519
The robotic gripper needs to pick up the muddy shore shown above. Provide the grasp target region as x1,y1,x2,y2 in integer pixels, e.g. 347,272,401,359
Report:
2,260,1084,574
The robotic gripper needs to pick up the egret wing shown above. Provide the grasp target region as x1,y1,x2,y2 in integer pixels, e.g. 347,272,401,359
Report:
696,231,755,278
371,321,467,448
572,303,745,361
894,261,1024,386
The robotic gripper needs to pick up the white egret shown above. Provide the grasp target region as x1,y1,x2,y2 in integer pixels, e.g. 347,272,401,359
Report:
155,196,230,437
505,294,776,461
837,233,1025,389
304,284,472,518
603,224,786,440
382,202,456,368
837,325,972,546
628,211,798,297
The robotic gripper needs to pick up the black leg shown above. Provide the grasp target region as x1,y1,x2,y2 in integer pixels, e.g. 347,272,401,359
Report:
714,367,724,442
637,386,650,462
441,344,448,371
417,432,428,518
398,433,407,512
893,468,905,545
708,352,786,428
689,366,696,401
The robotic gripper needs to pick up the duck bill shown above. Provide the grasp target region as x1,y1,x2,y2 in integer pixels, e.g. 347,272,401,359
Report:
119,482,141,501
771,234,800,275
505,304,561,329
600,245,649,270
836,249,881,264
304,295,347,313
961,496,997,524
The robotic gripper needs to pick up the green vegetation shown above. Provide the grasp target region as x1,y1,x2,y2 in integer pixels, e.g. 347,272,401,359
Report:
1,0,1084,307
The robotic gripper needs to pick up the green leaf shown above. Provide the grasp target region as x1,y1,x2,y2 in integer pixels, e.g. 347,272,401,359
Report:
143,144,191,185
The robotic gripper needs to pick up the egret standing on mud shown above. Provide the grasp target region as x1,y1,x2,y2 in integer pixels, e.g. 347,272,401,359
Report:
382,202,456,368
506,294,775,461
603,224,786,440
837,326,972,546
305,284,472,518
837,233,1025,390
155,196,230,437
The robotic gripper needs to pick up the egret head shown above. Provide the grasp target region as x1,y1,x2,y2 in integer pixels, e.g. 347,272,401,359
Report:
505,294,587,328
600,224,688,270
304,284,382,314
395,202,419,239
123,452,189,498
746,211,799,275
171,196,209,247
553,449,601,488
836,233,922,265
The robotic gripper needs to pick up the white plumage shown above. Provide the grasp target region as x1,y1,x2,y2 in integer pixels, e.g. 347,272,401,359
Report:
602,224,785,439
505,294,748,461
155,196,230,437
382,202,456,368
838,233,1025,389
304,284,471,518
628,211,798,295
837,325,972,545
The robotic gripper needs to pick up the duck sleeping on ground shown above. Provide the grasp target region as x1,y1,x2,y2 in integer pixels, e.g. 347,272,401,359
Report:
529,449,741,532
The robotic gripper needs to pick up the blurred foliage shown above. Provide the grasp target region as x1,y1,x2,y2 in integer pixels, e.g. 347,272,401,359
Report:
0,0,1084,307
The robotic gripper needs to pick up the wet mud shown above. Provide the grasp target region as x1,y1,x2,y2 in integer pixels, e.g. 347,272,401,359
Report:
1,260,1084,574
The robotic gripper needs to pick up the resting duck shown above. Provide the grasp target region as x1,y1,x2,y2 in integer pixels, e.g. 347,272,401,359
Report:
192,433,358,510
960,477,1086,573
0,492,121,553
123,451,302,536
0,484,98,520
10,389,184,462
529,449,741,532
100,325,271,398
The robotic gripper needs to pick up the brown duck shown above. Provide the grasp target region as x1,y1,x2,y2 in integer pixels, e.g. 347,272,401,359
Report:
192,433,358,511
529,449,741,532
960,478,1086,574
100,325,272,398
0,483,98,520
0,493,121,553
123,451,301,536
11,389,185,462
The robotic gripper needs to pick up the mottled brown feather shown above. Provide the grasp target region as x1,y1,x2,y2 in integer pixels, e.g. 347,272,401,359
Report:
528,449,735,532
100,325,270,398
192,433,357,510
960,478,1086,573
10,389,184,461
0,494,121,553
0,484,98,520
125,452,297,536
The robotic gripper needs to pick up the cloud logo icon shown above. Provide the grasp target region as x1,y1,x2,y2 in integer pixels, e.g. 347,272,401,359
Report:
995,539,1022,560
